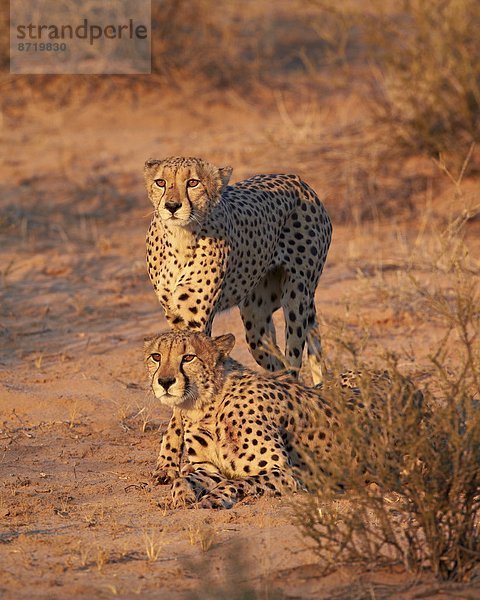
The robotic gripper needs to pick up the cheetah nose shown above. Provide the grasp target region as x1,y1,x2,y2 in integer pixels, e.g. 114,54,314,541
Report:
158,377,176,392
165,201,182,215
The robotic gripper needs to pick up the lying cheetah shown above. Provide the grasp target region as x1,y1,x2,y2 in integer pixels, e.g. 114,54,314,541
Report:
144,331,423,509
144,156,332,385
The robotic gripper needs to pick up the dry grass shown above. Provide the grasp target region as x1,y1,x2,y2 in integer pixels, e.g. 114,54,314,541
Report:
3,2,476,227
310,0,480,168
188,523,217,552
293,187,480,581
3,0,478,170
142,529,164,562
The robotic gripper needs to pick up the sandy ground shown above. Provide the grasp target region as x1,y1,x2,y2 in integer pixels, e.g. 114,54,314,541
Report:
1,84,480,599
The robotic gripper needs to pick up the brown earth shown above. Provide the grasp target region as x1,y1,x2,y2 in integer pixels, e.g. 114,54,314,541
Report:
1,80,480,599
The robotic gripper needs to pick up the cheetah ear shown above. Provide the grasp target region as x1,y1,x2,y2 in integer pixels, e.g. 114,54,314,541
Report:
145,158,163,169
218,166,232,191
143,335,158,354
197,163,231,200
144,159,163,187
213,334,235,358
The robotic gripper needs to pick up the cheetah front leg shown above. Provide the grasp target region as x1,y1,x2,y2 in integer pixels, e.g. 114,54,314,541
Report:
169,465,300,510
198,467,302,509
169,466,227,508
153,408,184,484
165,239,229,333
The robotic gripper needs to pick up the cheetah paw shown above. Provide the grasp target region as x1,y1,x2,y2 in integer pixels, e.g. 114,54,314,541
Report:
198,494,236,510
152,464,179,485
169,477,197,508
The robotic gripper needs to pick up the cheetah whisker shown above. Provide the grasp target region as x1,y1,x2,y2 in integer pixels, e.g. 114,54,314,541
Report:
189,210,204,228
182,385,199,408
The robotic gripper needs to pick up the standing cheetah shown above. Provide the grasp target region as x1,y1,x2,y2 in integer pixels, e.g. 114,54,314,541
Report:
144,331,423,509
144,156,332,385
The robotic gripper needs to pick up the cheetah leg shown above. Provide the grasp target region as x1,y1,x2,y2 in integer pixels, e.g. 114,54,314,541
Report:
153,408,184,484
240,301,283,372
239,270,284,372
169,466,228,508
281,278,311,380
169,477,196,508
306,310,324,386
197,467,301,509
170,468,215,508
170,463,301,510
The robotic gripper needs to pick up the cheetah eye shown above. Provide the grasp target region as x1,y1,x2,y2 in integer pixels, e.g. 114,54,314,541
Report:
186,179,200,188
150,353,161,363
154,179,166,188
182,354,196,363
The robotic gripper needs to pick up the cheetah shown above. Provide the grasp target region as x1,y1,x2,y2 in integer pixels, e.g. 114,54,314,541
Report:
144,156,332,385
144,331,423,509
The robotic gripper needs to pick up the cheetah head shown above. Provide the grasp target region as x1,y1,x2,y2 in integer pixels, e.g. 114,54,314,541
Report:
144,156,232,227
144,331,235,409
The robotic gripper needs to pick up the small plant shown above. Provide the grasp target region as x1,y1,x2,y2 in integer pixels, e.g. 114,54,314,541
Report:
121,395,161,433
1,259,15,287
34,353,44,370
188,523,217,552
104,584,119,596
75,542,91,568
142,529,163,563
81,503,106,528
67,399,80,429
95,546,110,572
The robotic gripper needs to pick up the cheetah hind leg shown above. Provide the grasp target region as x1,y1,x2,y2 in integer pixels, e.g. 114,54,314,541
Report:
281,277,313,380
281,282,324,386
306,319,324,386
239,269,285,373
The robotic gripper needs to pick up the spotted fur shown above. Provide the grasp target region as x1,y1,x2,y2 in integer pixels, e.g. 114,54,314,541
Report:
144,156,332,385
144,331,422,509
